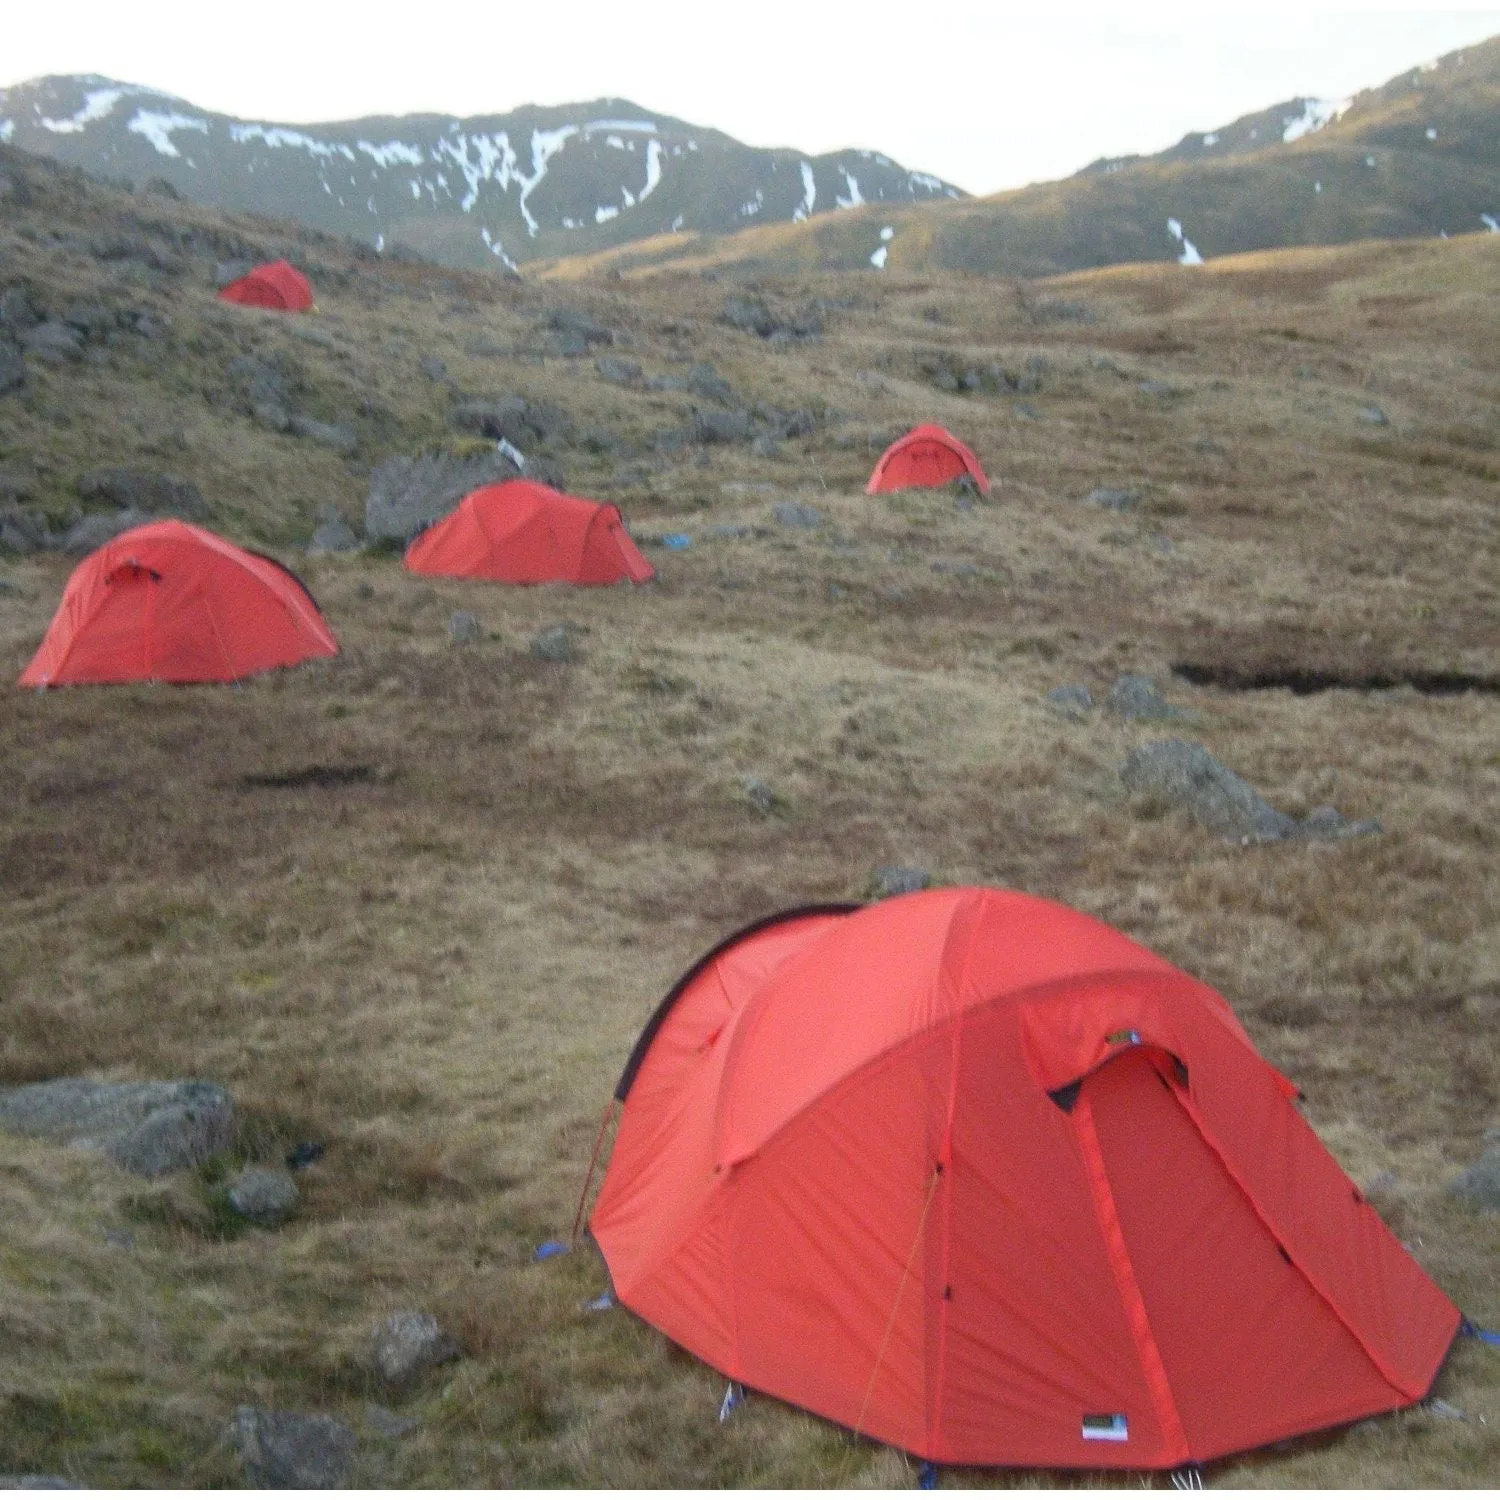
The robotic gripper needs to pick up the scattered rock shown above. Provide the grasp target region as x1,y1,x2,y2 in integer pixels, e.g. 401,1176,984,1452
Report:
225,1167,299,1227
749,434,781,459
1107,674,1187,721
594,355,642,386
76,469,208,520
62,509,151,555
365,451,519,542
871,866,931,898
694,408,753,445
1047,684,1094,719
742,777,777,816
546,307,614,349
22,320,84,363
0,286,40,332
1448,1140,1500,1211
0,1079,235,1178
309,515,359,554
529,624,577,663
213,259,255,289
288,415,358,456
448,610,482,645
0,344,27,396
1358,405,1390,427
1087,487,1142,512
1,505,56,555
371,1311,460,1387
1426,1398,1467,1422
232,1407,356,1489
418,354,448,382
1119,739,1298,843
0,469,38,504
773,501,822,529
719,296,821,341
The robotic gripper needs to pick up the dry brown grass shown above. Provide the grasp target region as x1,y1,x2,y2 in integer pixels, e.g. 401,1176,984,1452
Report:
0,165,1496,1485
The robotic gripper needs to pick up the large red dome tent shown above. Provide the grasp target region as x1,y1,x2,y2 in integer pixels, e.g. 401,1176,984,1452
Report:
591,888,1460,1472
217,260,315,312
19,520,338,687
867,424,990,494
403,479,654,585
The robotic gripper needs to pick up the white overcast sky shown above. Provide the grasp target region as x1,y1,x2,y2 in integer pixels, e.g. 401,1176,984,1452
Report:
4,4,1498,195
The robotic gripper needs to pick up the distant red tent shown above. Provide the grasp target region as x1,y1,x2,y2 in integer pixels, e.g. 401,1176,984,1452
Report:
217,260,315,312
403,480,655,586
19,520,338,687
592,888,1460,1471
866,423,990,494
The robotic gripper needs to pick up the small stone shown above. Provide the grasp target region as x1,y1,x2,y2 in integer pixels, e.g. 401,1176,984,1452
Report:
449,611,482,645
1295,806,1383,841
76,470,207,520
21,321,83,363
773,501,822,529
232,1407,356,1489
1047,684,1094,719
0,345,25,396
742,777,777,816
356,582,376,601
749,434,781,459
1358,406,1390,426
529,624,577,662
288,415,358,456
1107,674,1186,721
418,355,448,381
226,1167,299,1227
309,516,359,555
1448,1141,1500,1211
694,409,753,445
1087,486,1142,511
594,356,642,386
102,1226,136,1250
872,866,930,898
371,1311,460,1387
1426,1398,1466,1421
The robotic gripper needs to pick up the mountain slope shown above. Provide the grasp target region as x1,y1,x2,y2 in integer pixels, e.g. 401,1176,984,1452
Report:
0,78,962,271
539,36,1500,280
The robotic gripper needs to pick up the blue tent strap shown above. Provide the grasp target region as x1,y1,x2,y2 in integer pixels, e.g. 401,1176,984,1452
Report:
1460,1316,1500,1346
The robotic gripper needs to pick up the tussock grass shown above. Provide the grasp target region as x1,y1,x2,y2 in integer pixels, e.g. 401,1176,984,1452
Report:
0,152,1497,1485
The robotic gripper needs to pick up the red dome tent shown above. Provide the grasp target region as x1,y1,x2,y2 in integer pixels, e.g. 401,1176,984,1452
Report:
19,520,338,687
403,480,654,586
217,260,315,312
592,888,1459,1471
867,424,989,495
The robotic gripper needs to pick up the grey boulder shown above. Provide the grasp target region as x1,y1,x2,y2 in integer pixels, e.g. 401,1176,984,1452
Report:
309,515,359,554
529,624,577,663
365,451,518,542
1046,683,1094,719
1120,739,1297,843
773,502,823,529
226,1167,299,1227
871,866,931,899
232,1408,356,1489
288,415,358,456
449,611,482,645
76,469,207,520
371,1311,460,1387
0,1079,234,1177
21,321,83,363
1107,674,1187,721
62,508,152,555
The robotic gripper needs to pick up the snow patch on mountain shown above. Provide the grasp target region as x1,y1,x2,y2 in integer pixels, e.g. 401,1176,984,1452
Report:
596,204,619,223
583,118,656,134
880,225,894,241
519,125,577,235
640,138,664,200
358,139,425,168
231,123,356,161
40,86,126,133
436,132,519,213
1282,98,1350,144
740,189,764,217
128,108,209,158
1202,132,1219,146
836,169,864,208
870,245,888,268
0,120,13,143
1167,217,1203,265
1482,214,1499,233
793,161,817,222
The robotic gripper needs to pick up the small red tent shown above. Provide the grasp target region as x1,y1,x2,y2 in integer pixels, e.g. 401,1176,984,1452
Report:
592,888,1459,1471
403,480,654,586
867,424,989,494
217,260,315,312
19,520,338,687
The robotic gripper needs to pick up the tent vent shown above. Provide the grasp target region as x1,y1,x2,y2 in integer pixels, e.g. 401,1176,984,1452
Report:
1081,1412,1128,1442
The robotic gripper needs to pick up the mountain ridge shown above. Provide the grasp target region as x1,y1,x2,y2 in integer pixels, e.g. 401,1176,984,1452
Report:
0,75,963,271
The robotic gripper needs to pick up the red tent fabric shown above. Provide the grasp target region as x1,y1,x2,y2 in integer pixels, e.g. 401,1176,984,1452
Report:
217,260,315,312
866,424,990,494
19,520,338,687
592,888,1459,1470
403,480,655,585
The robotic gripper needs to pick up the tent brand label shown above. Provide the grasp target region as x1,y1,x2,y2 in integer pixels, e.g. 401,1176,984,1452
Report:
1081,1413,1129,1442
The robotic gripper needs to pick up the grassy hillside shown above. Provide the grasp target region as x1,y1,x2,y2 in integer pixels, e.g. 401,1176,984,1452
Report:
539,36,1500,282
1,142,1498,1486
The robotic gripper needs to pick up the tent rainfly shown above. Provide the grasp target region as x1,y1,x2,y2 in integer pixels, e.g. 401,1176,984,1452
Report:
867,424,990,494
217,260,315,312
